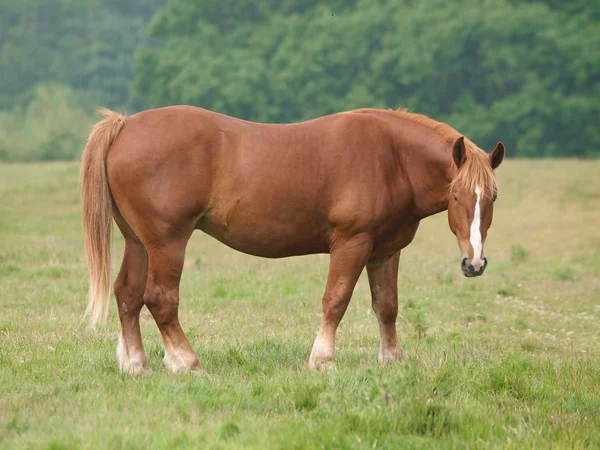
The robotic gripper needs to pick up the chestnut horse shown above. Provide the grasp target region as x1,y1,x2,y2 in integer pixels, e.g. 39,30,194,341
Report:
81,106,504,374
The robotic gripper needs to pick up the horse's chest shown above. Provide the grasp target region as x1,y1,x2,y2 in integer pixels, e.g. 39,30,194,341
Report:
372,221,420,259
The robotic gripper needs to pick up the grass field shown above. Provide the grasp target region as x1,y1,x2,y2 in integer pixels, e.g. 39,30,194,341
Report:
1,160,599,449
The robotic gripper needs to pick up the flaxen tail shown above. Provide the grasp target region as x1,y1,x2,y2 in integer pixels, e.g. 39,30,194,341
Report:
80,108,127,329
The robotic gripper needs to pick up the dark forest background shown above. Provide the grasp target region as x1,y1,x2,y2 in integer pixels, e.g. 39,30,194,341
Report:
1,0,598,161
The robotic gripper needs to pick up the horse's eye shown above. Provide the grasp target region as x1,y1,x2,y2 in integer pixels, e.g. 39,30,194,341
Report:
453,195,458,202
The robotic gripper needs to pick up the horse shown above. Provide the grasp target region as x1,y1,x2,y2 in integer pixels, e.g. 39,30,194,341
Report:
80,106,504,375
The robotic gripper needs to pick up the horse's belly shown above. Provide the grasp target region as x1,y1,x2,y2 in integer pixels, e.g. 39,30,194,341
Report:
196,213,330,258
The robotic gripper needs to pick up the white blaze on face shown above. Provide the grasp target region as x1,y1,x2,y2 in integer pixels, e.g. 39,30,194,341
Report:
470,186,484,270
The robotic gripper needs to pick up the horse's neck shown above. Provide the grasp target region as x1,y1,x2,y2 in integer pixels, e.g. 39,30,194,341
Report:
393,125,455,220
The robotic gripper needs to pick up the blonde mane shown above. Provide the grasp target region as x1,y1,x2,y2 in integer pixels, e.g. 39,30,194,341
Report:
389,108,498,196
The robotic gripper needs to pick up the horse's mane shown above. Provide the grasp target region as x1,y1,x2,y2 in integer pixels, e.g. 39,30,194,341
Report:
355,108,498,196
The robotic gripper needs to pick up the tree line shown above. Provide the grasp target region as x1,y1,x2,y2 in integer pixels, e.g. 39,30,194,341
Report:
1,0,598,160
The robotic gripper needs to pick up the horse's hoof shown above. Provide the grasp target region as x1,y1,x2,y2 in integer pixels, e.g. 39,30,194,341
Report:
307,358,336,372
378,349,405,364
121,362,149,376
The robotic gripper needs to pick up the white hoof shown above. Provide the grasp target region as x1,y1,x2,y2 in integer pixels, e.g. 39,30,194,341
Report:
117,333,148,375
163,346,202,373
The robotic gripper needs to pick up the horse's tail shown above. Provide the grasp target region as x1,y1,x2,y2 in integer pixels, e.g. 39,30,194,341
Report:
80,108,127,329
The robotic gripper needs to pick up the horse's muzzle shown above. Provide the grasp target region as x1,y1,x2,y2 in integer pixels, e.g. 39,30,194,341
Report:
461,257,487,277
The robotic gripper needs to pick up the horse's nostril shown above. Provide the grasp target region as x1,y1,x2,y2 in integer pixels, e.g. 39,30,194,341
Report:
461,258,468,268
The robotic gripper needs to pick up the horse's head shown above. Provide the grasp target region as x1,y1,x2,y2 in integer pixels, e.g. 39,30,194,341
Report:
447,137,505,277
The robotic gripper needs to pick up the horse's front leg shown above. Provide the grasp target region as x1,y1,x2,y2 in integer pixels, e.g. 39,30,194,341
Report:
366,251,404,363
308,233,373,370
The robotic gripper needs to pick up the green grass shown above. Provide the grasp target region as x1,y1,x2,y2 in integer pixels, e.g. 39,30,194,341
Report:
1,160,600,449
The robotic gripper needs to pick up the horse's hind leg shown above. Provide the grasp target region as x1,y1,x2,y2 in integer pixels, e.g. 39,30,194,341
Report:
143,238,202,373
113,220,149,375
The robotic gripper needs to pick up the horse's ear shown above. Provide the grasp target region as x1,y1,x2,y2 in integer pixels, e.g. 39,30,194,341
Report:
490,142,505,169
452,136,466,168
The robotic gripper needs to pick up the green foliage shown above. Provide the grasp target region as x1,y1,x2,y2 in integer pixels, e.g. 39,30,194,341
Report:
0,0,598,160
0,0,164,111
134,0,600,157
0,0,165,161
406,299,428,339
0,83,94,161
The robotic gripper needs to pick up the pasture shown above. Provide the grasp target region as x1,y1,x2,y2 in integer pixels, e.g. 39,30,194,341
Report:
1,160,599,449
